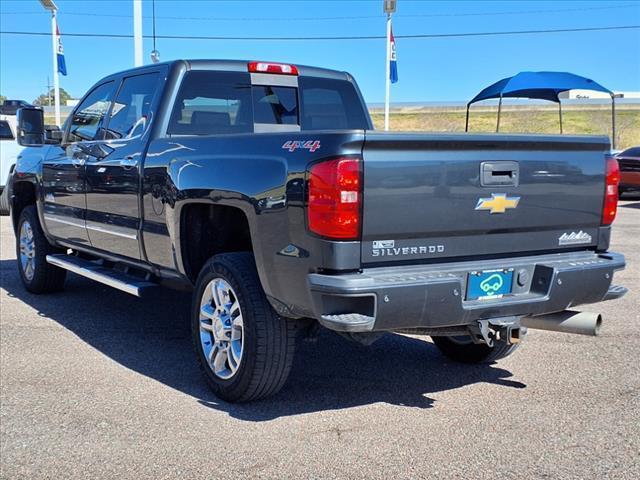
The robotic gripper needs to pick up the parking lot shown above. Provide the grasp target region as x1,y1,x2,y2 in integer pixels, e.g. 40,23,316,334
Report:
0,201,638,479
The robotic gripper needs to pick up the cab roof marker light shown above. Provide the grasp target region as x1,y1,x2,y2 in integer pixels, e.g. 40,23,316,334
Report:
248,61,299,75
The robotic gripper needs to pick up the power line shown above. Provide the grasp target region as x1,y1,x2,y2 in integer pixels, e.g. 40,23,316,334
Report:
1,25,638,41
0,3,637,22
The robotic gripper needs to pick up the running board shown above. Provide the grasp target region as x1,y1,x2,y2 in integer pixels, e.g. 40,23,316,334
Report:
46,254,158,297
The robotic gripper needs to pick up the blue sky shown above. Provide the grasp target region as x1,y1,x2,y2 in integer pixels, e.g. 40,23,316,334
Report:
1,0,639,104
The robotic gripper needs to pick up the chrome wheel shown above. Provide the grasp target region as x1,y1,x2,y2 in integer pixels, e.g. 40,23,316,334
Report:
199,278,244,380
19,220,36,281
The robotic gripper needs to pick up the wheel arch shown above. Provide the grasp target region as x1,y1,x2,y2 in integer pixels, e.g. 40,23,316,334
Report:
178,201,256,283
10,179,38,234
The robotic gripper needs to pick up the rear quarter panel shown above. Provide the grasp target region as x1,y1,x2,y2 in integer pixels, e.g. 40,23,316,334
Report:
141,130,364,315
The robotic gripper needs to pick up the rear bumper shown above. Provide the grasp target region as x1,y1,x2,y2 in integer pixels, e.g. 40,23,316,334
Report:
308,251,626,332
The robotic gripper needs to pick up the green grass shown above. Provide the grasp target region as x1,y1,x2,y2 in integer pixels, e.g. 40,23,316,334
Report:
370,107,639,150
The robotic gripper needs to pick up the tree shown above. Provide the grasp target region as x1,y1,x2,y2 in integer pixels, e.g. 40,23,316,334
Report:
0,94,6,104
33,88,72,106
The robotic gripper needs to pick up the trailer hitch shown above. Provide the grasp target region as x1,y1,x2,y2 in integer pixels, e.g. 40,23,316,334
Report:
469,317,525,347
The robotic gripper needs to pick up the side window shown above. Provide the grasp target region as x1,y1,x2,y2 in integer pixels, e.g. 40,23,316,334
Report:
104,72,159,140
168,71,252,136
67,81,115,143
252,86,298,125
0,120,14,140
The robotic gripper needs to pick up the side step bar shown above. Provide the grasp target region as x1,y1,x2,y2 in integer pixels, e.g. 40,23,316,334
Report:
46,254,158,297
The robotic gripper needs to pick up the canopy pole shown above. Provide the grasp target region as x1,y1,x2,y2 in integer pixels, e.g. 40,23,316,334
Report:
465,104,470,132
611,95,616,150
559,102,563,134
496,95,503,133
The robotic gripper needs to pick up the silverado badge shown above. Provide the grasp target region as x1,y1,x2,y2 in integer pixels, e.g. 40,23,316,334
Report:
475,193,520,214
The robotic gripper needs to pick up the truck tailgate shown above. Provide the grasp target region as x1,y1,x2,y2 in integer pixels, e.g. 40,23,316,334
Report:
361,132,609,264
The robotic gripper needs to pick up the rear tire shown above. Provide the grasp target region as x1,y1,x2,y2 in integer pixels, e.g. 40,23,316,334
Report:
432,335,518,363
192,252,296,402
16,205,67,293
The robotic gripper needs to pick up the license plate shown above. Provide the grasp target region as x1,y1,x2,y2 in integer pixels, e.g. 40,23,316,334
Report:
466,269,514,300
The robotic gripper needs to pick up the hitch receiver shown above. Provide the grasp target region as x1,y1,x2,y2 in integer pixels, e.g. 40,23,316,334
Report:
469,317,524,347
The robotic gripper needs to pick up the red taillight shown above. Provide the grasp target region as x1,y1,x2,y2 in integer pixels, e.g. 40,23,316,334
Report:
308,157,362,240
248,61,298,75
602,156,620,226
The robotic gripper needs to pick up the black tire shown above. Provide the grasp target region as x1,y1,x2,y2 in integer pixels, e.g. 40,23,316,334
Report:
16,205,67,293
0,186,10,216
431,335,519,364
191,252,296,402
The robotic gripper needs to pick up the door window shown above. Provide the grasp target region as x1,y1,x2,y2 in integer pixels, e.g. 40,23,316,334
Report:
104,73,160,140
66,81,115,143
168,71,253,135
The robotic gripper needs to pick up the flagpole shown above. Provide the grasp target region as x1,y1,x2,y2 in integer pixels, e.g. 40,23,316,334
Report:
133,0,143,66
50,10,60,126
384,13,391,131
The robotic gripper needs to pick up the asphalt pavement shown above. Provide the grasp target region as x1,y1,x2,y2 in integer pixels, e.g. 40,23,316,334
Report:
1,200,639,479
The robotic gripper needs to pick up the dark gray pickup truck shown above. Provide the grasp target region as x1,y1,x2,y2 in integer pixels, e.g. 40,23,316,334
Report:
10,60,627,402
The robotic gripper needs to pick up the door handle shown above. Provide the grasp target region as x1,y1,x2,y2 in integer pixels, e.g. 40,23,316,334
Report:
119,156,138,169
480,161,519,187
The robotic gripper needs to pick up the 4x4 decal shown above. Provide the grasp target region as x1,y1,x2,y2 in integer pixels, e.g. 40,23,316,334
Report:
282,140,321,153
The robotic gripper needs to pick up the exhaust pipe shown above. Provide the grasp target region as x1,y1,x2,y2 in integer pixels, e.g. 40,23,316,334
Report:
522,310,602,336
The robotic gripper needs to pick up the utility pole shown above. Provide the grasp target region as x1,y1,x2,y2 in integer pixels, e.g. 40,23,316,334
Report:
383,0,397,131
133,0,143,66
47,77,51,106
40,1,60,126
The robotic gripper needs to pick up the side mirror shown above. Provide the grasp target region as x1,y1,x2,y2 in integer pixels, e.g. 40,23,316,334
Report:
44,124,63,144
16,107,45,146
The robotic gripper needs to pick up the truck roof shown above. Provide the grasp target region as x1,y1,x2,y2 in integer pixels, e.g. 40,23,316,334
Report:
105,59,352,82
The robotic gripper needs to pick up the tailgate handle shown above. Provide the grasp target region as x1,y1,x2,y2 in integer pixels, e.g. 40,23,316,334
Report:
481,161,519,187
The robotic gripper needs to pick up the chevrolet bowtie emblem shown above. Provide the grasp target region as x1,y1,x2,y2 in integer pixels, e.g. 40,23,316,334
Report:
475,193,520,214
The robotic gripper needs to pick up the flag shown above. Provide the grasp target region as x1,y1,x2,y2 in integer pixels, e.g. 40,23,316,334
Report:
389,26,398,83
56,25,67,76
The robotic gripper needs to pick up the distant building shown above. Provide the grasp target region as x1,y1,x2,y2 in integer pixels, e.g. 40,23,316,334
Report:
558,90,640,100
66,99,79,107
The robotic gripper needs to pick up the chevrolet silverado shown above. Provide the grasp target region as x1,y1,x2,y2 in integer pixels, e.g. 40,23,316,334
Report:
10,60,627,402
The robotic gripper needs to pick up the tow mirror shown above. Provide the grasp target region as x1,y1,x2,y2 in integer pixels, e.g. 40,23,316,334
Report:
16,107,45,146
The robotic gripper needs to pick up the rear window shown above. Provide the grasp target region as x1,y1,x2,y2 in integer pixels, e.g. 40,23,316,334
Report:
252,86,298,125
0,120,13,140
620,147,640,159
299,77,369,130
167,71,369,136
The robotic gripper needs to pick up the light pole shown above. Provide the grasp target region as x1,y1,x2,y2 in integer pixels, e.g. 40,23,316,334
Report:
39,0,60,126
383,0,397,131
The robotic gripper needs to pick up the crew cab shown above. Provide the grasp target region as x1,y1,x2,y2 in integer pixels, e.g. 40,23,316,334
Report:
10,60,627,402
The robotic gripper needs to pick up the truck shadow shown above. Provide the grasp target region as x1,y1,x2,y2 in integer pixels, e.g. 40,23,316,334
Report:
0,258,525,422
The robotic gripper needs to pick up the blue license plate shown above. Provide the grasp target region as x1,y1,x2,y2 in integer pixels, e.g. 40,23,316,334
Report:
466,269,514,300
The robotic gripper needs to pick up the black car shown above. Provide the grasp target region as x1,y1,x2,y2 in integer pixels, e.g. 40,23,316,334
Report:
0,99,32,116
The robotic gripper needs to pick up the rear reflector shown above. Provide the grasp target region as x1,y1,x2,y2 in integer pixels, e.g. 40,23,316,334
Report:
602,156,620,226
248,61,298,75
308,156,362,240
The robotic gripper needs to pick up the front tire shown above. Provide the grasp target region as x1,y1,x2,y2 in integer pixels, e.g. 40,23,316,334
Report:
432,335,519,363
192,252,296,402
16,206,67,293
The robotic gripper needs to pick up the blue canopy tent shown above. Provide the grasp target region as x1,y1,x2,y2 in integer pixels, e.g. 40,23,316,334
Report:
465,71,616,146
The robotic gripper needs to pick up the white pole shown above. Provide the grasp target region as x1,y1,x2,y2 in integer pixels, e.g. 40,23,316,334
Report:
133,0,143,67
384,13,391,131
51,11,60,126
